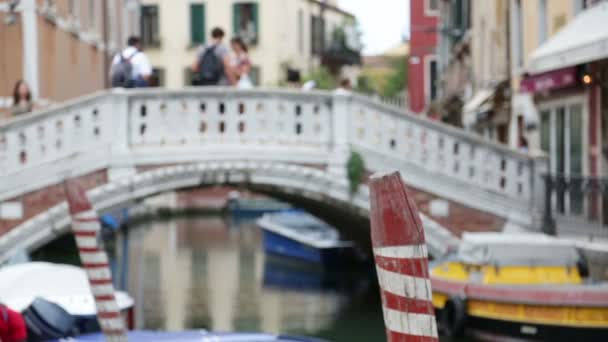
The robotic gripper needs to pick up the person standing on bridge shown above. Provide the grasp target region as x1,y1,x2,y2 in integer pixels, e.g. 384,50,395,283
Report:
110,36,153,88
192,28,235,86
0,303,27,342
10,80,35,117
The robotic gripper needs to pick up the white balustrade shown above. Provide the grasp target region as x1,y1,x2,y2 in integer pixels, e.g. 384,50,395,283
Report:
0,88,546,229
348,95,538,219
0,92,115,180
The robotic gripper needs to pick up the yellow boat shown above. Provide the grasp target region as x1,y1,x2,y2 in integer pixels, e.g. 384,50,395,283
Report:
430,232,608,341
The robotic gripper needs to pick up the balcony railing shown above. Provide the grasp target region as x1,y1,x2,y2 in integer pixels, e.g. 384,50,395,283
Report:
543,174,608,237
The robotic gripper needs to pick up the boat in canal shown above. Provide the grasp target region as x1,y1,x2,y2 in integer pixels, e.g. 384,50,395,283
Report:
226,195,292,218
258,210,361,267
430,232,608,341
49,331,329,341
0,262,134,339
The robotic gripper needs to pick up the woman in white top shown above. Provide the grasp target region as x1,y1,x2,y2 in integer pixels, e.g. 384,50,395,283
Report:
230,37,253,89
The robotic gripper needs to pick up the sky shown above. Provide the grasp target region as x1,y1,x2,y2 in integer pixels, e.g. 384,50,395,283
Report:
338,0,410,56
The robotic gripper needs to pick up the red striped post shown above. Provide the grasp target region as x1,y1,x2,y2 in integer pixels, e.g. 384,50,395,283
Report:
369,172,438,342
64,180,128,342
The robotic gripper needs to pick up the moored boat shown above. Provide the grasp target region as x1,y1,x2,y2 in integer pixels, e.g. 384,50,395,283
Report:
258,211,361,267
0,262,134,339
227,196,292,218
49,331,330,341
430,232,608,341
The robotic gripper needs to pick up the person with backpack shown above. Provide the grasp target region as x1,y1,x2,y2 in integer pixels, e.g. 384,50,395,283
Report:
192,27,235,86
110,36,153,88
0,304,27,342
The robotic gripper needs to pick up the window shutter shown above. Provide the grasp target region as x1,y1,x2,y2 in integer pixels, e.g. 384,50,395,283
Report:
233,3,241,38
190,4,205,45
252,3,259,44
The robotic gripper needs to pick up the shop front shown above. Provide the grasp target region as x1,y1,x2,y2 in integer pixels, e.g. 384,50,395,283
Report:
523,3,608,233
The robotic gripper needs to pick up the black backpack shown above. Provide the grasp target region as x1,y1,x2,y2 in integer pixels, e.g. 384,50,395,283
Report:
111,51,138,88
197,45,223,85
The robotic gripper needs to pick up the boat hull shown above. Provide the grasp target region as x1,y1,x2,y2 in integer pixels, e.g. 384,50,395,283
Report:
262,229,358,268
435,306,608,341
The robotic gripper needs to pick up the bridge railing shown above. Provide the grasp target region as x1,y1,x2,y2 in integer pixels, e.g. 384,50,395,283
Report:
347,94,548,227
0,91,116,195
0,88,547,229
126,88,333,151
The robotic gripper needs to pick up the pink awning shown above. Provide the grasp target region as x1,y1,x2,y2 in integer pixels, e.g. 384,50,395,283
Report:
520,67,578,94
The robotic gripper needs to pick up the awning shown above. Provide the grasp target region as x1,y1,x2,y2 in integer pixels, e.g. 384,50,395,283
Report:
462,89,495,128
528,3,608,74
520,66,578,94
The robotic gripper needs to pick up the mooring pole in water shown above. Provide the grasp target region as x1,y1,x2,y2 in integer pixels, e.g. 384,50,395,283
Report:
369,171,438,342
64,180,128,342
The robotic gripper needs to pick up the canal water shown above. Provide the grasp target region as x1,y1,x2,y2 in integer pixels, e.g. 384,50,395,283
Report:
33,212,471,341
113,215,388,341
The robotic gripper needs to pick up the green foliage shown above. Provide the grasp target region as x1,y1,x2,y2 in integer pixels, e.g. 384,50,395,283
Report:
356,75,375,95
347,152,366,194
303,67,337,90
382,59,408,98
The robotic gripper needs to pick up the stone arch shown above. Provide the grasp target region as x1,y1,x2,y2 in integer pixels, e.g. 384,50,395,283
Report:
0,161,457,262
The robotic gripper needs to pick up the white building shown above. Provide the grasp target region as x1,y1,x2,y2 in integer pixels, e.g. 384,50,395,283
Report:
139,0,359,88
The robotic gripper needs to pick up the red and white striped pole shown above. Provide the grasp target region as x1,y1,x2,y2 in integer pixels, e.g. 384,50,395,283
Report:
369,172,438,342
64,180,128,341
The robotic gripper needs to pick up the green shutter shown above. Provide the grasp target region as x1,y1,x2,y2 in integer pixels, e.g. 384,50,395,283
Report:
252,3,259,44
190,4,205,45
233,3,241,38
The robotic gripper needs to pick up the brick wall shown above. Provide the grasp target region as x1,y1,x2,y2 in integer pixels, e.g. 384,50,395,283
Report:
0,170,107,235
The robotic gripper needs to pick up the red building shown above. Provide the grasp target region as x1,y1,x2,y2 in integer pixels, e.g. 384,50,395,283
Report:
408,0,439,114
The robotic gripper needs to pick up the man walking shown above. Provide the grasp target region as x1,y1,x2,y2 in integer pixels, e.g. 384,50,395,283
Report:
110,36,153,88
192,27,234,86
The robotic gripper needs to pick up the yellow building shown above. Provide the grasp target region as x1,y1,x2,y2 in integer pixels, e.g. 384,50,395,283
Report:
508,0,583,149
138,0,359,88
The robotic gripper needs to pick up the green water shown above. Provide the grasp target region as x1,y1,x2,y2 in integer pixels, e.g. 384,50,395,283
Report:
33,215,472,341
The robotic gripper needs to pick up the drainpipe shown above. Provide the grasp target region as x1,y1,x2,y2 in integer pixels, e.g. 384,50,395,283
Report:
21,0,40,100
102,0,110,88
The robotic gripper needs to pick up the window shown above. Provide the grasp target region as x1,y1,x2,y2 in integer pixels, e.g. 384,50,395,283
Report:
311,15,324,55
184,67,197,86
190,4,206,45
425,0,439,15
233,3,259,46
538,0,547,44
298,9,304,53
249,66,260,86
429,59,438,101
540,101,586,215
151,68,165,87
68,0,77,17
141,5,161,47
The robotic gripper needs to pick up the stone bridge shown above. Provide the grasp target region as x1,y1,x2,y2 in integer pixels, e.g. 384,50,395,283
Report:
0,88,547,261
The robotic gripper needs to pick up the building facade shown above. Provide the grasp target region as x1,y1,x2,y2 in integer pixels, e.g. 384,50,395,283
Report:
514,0,608,224
408,0,439,114
138,0,359,88
0,0,140,118
463,0,510,143
436,0,471,125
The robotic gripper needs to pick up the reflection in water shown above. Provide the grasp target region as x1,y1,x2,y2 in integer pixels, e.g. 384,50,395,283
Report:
116,216,386,341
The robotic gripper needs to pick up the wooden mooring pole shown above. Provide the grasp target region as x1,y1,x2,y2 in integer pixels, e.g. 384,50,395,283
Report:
64,180,128,341
369,171,438,342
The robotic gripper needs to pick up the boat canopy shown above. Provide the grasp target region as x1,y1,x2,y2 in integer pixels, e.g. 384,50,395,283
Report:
457,233,581,266
0,262,133,315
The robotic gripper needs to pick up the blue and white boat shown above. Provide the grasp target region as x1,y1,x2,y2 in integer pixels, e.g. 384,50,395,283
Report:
258,211,360,267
